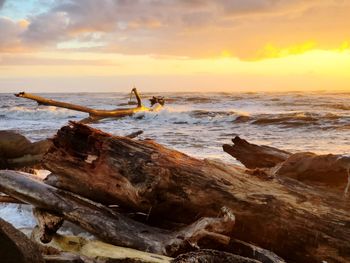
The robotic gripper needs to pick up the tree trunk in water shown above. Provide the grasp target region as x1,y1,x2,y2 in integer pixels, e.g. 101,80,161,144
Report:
40,122,350,263
14,88,157,123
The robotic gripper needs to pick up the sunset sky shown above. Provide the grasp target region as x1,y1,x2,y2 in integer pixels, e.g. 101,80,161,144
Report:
0,0,350,92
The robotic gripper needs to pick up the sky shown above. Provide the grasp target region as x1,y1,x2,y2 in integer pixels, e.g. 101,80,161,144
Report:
0,0,350,92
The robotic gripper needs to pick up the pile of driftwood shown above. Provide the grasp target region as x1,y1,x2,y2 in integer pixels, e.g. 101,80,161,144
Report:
1,122,350,262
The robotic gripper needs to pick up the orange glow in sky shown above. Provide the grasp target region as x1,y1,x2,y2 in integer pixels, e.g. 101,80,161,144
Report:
0,0,349,92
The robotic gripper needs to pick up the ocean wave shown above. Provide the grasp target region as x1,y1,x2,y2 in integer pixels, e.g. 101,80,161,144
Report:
133,108,242,125
325,104,350,111
247,112,345,128
0,106,85,120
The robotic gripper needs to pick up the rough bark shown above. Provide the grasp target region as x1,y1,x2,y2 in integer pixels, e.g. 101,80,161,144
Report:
0,130,51,169
227,239,285,263
223,136,291,169
273,152,349,188
0,170,235,257
0,218,45,263
173,249,260,263
41,123,350,263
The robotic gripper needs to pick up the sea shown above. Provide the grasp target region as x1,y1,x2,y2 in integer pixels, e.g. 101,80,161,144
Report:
1,91,350,229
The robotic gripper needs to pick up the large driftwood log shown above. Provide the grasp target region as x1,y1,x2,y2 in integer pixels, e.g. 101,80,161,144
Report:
0,131,51,169
223,136,291,169
41,123,350,262
15,88,163,124
0,170,235,257
224,137,350,193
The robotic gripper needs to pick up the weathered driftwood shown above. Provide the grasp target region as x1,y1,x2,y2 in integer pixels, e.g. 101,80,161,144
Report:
0,130,51,169
41,123,350,262
0,194,24,204
224,137,350,193
0,170,235,257
173,249,260,263
0,218,44,263
223,136,291,169
43,253,90,263
227,239,285,263
15,88,163,124
274,152,349,188
31,232,172,263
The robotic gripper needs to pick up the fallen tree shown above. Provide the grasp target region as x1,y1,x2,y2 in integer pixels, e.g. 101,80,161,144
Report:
223,136,350,194
37,122,350,262
15,88,164,123
0,131,51,169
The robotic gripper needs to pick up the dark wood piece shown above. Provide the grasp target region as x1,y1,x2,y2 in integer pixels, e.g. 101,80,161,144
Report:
173,249,260,263
0,218,45,263
0,130,51,169
223,136,291,169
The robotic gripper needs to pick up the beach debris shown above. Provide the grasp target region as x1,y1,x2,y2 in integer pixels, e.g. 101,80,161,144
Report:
173,249,260,263
224,137,350,192
0,218,44,263
223,136,291,169
15,88,165,124
0,170,236,257
1,123,350,262
0,131,51,170
23,122,348,262
32,233,172,263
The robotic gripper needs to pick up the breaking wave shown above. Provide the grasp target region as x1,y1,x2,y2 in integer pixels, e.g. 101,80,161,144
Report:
0,106,85,120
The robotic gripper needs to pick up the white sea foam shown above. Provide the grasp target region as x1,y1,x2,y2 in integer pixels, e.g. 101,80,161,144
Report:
1,106,86,120
0,204,36,229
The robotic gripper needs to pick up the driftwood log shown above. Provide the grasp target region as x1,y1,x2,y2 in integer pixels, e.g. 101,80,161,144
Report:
223,136,291,169
37,122,350,262
223,136,350,194
0,131,51,169
31,232,173,263
15,88,163,123
0,170,235,257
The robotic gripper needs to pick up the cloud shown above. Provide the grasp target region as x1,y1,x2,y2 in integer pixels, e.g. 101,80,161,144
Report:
0,53,116,66
0,0,5,9
22,11,70,45
0,17,28,52
0,0,350,60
